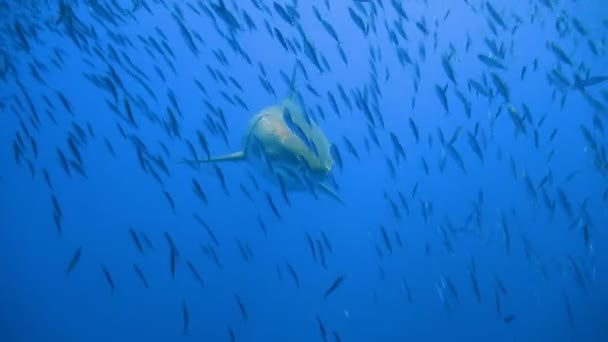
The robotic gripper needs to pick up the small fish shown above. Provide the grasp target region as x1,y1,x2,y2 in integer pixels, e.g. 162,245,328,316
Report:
186,260,205,287
342,136,360,161
163,190,176,213
435,84,449,113
503,314,516,323
408,118,419,143
228,326,236,342
548,41,572,65
140,232,155,251
193,214,219,246
320,232,333,254
66,246,82,275
316,315,328,342
192,179,208,205
236,239,250,262
214,165,229,195
276,174,291,206
441,54,457,84
100,265,115,293
562,291,574,325
182,300,189,335
389,133,406,163
129,227,145,255
468,259,482,303
170,246,177,279
330,145,343,171
317,240,327,269
283,108,316,153
42,169,53,189
133,265,149,288
348,7,368,36
265,192,281,219
582,223,590,250
234,294,248,321
323,275,346,299
400,278,413,303
286,263,300,287
379,225,392,254
306,233,317,262
478,54,506,70
495,289,502,316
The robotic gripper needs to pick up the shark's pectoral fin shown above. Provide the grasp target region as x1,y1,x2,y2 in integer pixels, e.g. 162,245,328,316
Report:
318,183,345,205
181,151,246,165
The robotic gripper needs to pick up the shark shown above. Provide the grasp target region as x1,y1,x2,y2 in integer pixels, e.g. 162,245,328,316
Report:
183,68,343,203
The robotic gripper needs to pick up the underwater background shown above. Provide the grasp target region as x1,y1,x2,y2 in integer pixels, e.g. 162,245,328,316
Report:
1,0,607,341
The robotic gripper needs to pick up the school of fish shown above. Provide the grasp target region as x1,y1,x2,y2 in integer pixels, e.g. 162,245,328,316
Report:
0,0,607,341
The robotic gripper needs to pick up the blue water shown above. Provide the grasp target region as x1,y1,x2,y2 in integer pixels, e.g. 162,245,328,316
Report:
1,0,607,341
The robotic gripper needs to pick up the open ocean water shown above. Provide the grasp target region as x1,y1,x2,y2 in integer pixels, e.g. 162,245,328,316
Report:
1,0,607,341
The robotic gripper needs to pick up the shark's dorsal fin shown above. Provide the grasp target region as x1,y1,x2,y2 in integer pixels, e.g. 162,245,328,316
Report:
181,151,245,165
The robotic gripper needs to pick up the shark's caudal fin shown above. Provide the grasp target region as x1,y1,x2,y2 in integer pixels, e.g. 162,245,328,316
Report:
181,151,246,165
318,183,345,205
